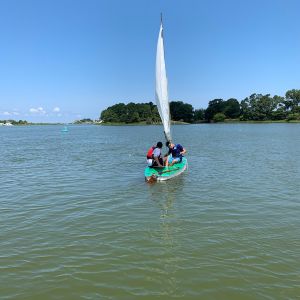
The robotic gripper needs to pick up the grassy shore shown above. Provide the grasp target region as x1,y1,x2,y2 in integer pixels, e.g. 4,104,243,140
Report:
223,119,300,123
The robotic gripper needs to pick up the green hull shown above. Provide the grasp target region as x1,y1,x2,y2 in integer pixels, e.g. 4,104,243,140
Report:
145,157,188,182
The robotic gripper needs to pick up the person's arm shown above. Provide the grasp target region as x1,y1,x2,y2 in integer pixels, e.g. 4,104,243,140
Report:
153,148,163,167
154,156,163,167
177,144,186,155
180,148,186,155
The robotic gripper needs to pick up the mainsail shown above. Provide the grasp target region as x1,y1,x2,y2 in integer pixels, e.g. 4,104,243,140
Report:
155,21,172,142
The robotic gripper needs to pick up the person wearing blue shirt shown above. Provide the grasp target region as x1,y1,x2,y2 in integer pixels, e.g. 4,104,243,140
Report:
165,141,186,167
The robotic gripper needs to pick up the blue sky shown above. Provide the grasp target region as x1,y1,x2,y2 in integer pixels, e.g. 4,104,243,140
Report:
0,0,300,122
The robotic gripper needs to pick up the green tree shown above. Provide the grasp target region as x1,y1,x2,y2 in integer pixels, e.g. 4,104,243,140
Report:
151,106,161,123
213,113,226,122
240,97,251,121
137,104,151,120
170,101,194,123
194,109,205,122
224,98,240,119
240,94,279,121
101,109,119,122
100,102,161,123
128,111,140,123
205,99,225,121
270,96,286,120
287,113,300,121
285,89,300,112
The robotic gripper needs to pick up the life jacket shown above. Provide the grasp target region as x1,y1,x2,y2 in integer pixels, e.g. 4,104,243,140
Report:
146,146,155,159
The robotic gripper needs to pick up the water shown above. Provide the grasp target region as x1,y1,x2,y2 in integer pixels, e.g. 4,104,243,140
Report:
1,124,300,299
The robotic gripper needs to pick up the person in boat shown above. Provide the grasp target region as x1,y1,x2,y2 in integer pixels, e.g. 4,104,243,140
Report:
146,142,164,168
165,141,186,167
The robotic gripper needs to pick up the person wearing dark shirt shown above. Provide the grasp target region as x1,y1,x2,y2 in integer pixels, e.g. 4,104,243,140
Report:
165,141,186,167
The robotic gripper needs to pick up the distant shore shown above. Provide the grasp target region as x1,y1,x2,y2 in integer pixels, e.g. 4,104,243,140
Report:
2,120,300,126
97,120,190,126
223,119,300,124
100,91,300,124
98,119,300,125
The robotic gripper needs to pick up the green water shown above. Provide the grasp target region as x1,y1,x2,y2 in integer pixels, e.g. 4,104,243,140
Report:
1,124,300,299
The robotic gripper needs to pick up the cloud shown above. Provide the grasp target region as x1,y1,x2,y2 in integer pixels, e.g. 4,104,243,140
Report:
29,107,46,114
53,107,60,112
0,111,20,117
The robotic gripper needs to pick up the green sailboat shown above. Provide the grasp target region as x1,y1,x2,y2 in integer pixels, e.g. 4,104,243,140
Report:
145,18,188,182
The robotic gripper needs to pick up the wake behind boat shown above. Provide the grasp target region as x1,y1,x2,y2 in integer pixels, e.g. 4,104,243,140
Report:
145,16,188,182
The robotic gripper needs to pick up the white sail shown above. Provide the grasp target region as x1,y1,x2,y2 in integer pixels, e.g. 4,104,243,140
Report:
155,22,172,142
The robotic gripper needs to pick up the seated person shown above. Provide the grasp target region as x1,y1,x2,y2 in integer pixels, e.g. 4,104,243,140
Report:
165,141,186,167
146,142,164,167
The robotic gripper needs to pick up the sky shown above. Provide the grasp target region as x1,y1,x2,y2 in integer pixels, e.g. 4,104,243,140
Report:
0,0,300,122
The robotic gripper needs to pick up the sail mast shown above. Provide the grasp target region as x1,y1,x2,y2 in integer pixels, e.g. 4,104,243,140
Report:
155,14,172,143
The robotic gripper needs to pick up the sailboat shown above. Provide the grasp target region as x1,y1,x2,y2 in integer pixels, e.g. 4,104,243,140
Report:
144,17,188,182
61,125,68,132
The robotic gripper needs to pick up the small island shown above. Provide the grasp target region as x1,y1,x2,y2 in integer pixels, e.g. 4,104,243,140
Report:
0,120,29,126
0,120,66,126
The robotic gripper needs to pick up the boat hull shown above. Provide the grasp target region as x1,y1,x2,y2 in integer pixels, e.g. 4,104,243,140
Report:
145,157,188,182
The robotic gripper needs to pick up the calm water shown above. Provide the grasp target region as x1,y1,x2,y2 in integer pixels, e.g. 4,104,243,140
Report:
1,124,300,299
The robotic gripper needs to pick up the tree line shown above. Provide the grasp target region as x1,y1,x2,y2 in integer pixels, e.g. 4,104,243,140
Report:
0,120,28,125
100,89,300,123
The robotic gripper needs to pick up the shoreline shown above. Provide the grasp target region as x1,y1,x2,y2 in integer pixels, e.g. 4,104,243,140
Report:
97,120,190,126
2,120,300,126
98,120,300,125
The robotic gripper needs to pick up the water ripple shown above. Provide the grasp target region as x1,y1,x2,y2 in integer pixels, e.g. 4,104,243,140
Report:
1,125,300,299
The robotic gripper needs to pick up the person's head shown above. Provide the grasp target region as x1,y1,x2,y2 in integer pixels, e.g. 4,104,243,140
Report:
166,141,174,149
156,141,163,149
